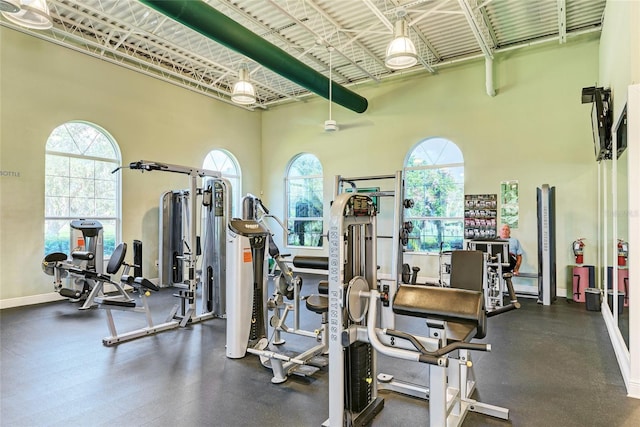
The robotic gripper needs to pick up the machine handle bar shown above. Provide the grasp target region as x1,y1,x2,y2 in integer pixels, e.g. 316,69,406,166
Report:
386,328,490,359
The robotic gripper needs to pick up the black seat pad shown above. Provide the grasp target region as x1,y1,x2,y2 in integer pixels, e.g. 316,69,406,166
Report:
293,256,328,270
393,285,486,339
306,294,328,314
71,251,94,261
318,280,328,295
44,252,67,262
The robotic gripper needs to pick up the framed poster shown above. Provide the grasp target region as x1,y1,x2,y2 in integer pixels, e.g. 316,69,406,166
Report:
500,181,519,228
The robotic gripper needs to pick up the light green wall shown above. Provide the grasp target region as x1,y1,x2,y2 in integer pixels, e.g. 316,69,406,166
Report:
597,0,640,396
262,35,601,294
0,28,261,301
0,26,603,302
600,0,639,112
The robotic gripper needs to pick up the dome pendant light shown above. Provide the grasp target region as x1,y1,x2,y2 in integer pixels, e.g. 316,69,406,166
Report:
1,0,53,30
231,67,256,105
0,0,20,13
385,19,418,70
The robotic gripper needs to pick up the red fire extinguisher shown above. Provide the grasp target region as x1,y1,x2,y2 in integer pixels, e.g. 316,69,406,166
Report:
618,239,628,267
572,238,585,264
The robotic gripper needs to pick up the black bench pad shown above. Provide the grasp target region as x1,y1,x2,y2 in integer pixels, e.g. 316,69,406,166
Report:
71,251,95,261
393,285,486,339
318,280,328,295
306,295,328,314
293,256,328,270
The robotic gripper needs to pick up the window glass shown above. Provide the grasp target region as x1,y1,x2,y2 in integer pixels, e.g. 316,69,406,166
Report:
286,153,323,247
203,149,241,217
45,122,120,259
404,138,464,252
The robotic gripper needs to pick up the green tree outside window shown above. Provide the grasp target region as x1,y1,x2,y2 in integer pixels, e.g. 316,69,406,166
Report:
286,153,323,247
404,138,464,252
44,122,121,259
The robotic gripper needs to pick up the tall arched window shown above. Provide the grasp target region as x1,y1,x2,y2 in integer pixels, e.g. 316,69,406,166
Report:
203,149,241,217
285,153,323,248
44,121,121,258
404,138,464,252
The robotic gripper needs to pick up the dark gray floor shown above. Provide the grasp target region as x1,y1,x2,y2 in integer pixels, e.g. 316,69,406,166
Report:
2,274,639,427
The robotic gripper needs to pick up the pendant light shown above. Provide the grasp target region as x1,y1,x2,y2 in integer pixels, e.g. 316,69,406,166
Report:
0,0,20,13
385,19,418,70
1,0,53,30
231,67,256,105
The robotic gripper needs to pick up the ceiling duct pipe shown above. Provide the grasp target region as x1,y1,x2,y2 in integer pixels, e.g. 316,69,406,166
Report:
140,0,368,113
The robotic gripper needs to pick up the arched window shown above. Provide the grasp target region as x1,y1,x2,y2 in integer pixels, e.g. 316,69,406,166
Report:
404,138,464,252
44,122,121,259
285,153,323,247
203,149,241,217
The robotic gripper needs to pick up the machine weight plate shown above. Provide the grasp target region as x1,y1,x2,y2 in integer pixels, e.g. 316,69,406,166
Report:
346,276,370,322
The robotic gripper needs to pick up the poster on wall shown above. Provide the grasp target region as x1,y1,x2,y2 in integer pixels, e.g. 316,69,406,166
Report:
464,194,497,239
500,180,519,228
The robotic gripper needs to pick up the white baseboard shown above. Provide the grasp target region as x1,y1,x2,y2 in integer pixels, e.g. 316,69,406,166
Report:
628,380,640,399
601,305,632,394
0,292,65,310
628,379,640,399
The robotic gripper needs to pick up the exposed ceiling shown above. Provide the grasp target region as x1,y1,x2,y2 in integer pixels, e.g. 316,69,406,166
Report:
1,0,606,111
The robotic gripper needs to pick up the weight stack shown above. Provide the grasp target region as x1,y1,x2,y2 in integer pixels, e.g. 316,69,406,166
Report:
345,341,372,413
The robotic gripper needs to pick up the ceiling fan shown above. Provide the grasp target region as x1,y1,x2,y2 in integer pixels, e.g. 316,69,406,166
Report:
324,45,339,132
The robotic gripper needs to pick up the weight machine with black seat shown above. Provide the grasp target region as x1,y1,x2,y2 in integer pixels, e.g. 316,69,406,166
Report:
43,242,131,309
48,219,104,309
226,194,328,384
466,239,521,314
43,242,162,345
324,193,511,427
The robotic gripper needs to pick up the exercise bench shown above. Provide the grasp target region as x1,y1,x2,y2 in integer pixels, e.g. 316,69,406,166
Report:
367,284,509,426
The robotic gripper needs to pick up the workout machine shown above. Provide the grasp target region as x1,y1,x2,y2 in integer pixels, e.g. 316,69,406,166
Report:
159,189,189,287
116,160,231,326
466,239,521,314
537,184,557,305
334,171,412,329
70,219,104,273
325,193,510,426
43,241,157,308
226,195,328,383
47,219,105,309
43,241,165,345
200,177,228,315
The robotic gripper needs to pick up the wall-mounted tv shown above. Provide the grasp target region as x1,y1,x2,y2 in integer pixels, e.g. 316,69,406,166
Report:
582,86,613,161
614,103,627,159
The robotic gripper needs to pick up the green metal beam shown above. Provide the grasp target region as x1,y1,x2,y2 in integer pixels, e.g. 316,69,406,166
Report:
140,0,368,113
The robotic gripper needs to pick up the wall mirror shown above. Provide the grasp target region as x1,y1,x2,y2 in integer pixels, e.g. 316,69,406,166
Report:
614,104,629,348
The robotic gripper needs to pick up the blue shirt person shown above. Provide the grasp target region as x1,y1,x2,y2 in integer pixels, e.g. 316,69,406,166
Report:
500,224,523,275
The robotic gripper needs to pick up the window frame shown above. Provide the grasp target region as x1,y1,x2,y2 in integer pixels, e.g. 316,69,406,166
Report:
284,153,324,249
44,121,122,262
403,138,464,254
203,149,242,217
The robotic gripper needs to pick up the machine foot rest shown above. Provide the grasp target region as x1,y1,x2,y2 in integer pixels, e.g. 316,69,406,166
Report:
134,277,159,292
290,364,320,377
59,288,82,299
307,355,329,368
100,298,136,308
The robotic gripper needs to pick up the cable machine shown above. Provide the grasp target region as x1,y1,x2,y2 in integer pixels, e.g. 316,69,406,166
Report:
117,160,231,328
334,171,412,329
325,193,510,426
